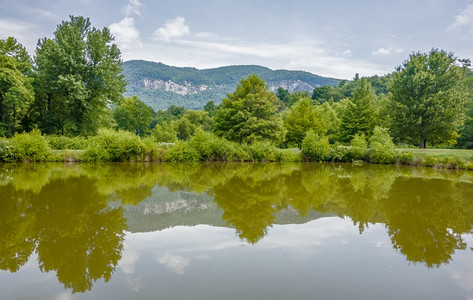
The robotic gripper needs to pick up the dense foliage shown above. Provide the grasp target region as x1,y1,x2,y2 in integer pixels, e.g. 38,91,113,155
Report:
114,96,155,136
213,74,285,144
0,37,34,137
390,49,469,148
339,78,377,142
33,16,126,136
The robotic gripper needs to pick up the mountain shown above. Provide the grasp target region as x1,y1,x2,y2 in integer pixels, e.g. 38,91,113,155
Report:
122,60,342,111
121,185,334,233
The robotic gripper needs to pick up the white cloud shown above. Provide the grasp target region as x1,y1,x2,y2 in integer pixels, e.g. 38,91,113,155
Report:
0,19,33,38
447,236,473,299
54,292,81,300
154,16,190,41
371,47,403,56
372,48,391,55
173,38,324,61
337,49,352,57
139,34,386,78
448,3,473,33
194,32,219,39
109,17,142,52
0,19,41,53
123,0,143,17
156,251,190,275
288,56,389,80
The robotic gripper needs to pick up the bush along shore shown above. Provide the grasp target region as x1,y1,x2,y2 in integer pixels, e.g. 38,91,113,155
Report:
1,128,473,170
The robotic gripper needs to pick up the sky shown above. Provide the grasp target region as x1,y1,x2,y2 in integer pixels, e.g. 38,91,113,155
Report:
0,0,472,79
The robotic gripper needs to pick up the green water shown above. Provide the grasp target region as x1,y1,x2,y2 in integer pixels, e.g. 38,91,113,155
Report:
1,162,472,299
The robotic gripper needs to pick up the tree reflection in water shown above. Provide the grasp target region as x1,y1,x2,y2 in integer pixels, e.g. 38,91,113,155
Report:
0,163,156,293
1,162,473,293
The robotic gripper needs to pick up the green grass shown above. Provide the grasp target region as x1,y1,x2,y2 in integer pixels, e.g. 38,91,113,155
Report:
397,148,473,170
398,148,473,160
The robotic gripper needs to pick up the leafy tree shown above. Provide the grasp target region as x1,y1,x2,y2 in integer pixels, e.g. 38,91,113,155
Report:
456,67,473,148
456,101,473,149
34,16,126,136
315,102,340,140
287,91,310,107
369,126,396,164
311,85,344,103
153,121,177,142
113,96,155,136
182,110,214,132
155,104,186,124
390,49,469,148
167,105,186,118
203,100,218,117
175,118,193,140
276,87,290,105
284,98,316,148
339,78,377,142
0,37,34,136
213,74,285,144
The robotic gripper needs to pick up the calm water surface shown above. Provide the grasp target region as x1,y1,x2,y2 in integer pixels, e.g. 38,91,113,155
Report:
1,162,473,299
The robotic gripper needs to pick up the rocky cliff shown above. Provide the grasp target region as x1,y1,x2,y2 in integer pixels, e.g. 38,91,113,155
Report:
122,60,342,111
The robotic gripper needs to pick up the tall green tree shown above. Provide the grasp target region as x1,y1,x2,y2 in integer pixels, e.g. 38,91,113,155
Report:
284,98,317,148
213,74,284,144
34,16,126,136
0,37,34,136
203,100,218,117
390,49,469,148
113,96,155,136
456,66,473,149
339,78,377,142
182,110,214,132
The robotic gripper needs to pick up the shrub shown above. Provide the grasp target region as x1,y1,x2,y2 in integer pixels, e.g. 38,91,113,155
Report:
438,156,465,169
230,143,250,161
369,127,396,164
210,136,249,161
45,135,88,150
3,130,51,162
249,141,277,161
328,144,352,162
350,133,368,161
301,130,330,161
141,136,162,161
188,129,215,160
423,155,438,167
186,129,244,161
0,137,11,162
397,151,414,165
274,149,301,162
164,141,200,162
464,161,473,170
81,129,144,162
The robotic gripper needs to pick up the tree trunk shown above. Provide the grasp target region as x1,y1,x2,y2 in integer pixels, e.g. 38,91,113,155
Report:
419,139,427,148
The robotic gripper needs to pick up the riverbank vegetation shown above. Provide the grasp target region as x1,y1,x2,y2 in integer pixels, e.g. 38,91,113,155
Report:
1,16,472,168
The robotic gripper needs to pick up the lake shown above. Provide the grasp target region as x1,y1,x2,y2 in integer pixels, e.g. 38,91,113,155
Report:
1,162,472,299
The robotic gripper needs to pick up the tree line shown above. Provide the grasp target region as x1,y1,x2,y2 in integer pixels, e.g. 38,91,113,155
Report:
1,15,472,150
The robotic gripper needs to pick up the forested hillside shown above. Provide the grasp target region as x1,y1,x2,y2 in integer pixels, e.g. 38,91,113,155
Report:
122,60,342,110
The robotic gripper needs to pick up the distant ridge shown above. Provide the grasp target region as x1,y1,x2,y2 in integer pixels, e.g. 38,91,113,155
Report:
122,60,342,111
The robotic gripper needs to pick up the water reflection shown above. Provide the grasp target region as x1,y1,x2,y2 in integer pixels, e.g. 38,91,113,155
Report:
1,162,473,293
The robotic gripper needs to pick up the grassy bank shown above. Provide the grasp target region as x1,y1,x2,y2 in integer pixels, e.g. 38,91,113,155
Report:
1,129,473,170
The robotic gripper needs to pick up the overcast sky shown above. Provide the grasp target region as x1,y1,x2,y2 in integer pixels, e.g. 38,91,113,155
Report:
1,0,472,79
